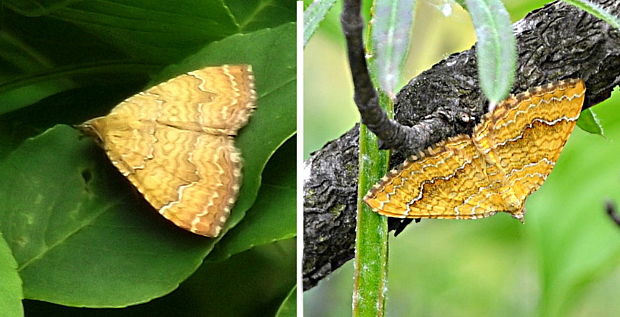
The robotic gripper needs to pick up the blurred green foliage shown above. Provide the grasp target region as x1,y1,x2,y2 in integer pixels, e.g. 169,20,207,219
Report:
304,1,620,316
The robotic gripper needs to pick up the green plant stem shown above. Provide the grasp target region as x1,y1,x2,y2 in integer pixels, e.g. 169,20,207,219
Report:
353,3,391,309
349,0,409,313
354,103,391,317
562,0,620,29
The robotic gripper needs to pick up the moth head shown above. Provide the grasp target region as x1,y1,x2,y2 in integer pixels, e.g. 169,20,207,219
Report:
76,117,107,147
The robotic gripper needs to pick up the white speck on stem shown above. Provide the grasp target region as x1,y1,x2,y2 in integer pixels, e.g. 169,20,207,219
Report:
361,154,371,163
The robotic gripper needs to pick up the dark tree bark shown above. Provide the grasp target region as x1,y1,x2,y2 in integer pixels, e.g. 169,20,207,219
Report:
303,0,620,291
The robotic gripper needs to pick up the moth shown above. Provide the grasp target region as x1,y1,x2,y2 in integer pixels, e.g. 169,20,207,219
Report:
79,65,256,237
364,79,585,221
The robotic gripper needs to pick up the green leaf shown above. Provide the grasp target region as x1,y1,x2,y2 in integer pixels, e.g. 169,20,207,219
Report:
371,0,416,95
155,239,297,316
0,0,295,112
577,108,605,136
4,0,74,16
0,126,199,307
0,63,158,116
304,0,338,46
562,0,620,29
0,23,295,307
275,286,297,317
6,0,293,64
21,239,297,316
465,0,516,105
0,75,77,116
225,0,296,33
7,1,233,65
0,233,23,317
209,136,296,262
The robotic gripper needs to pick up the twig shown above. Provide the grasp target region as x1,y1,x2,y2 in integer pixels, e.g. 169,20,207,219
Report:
341,0,421,151
605,200,620,226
